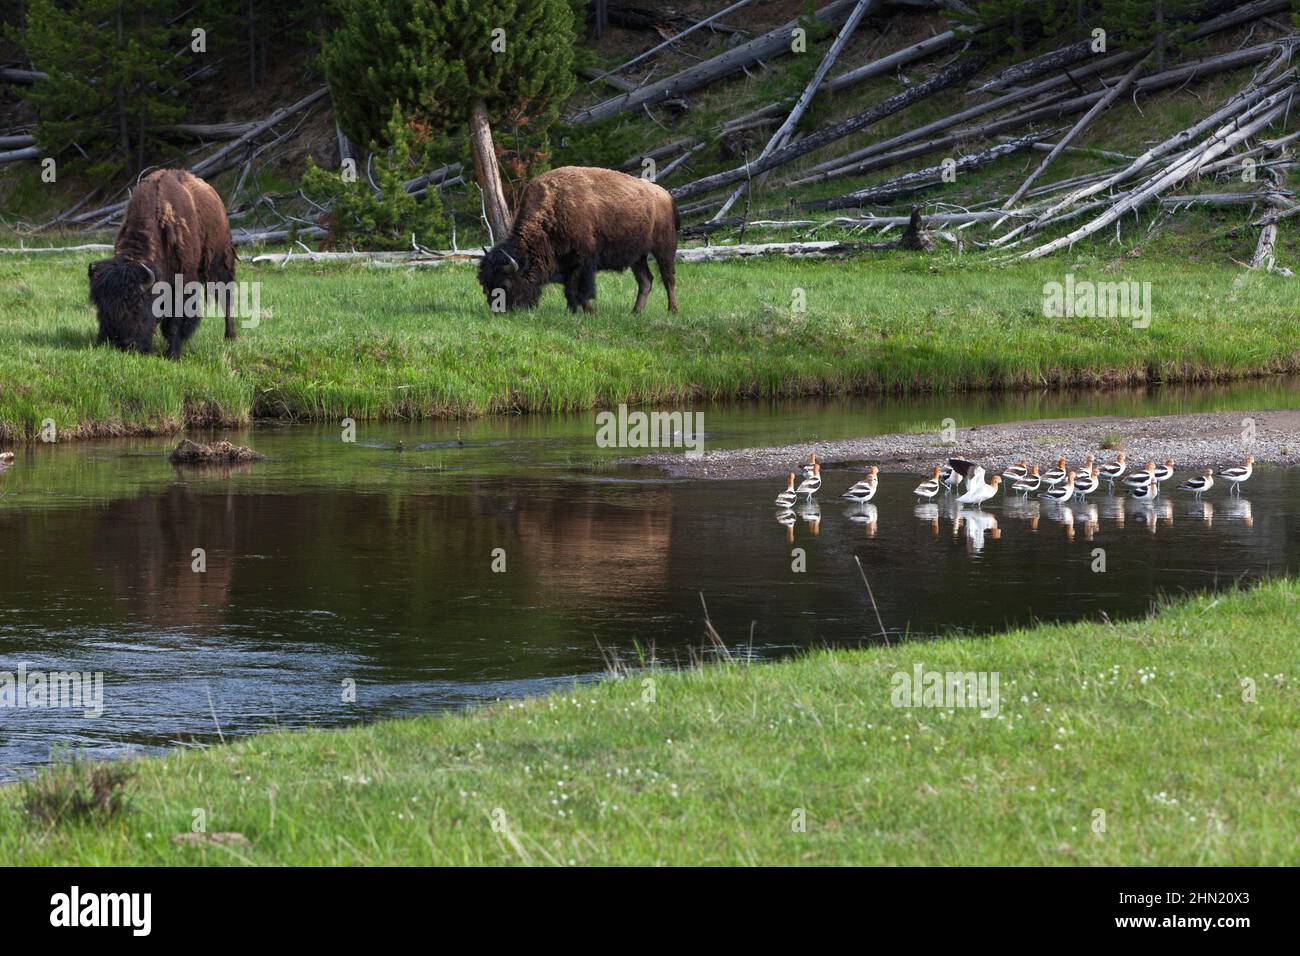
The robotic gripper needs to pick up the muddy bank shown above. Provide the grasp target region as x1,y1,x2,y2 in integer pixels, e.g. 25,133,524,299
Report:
628,410,1300,480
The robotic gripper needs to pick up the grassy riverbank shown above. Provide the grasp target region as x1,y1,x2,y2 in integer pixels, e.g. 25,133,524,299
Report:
2,250,1298,443
3,578,1296,865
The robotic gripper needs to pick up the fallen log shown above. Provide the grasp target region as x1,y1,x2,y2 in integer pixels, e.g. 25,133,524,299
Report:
713,0,877,220
568,0,863,125
0,243,114,254
586,0,761,85
0,146,40,164
672,53,989,202
0,67,47,84
0,135,36,149
1002,52,1152,209
1018,95,1294,259
802,132,1050,211
166,121,260,141
996,63,1298,246
249,239,905,265
801,3,1290,184
721,25,980,133
60,88,331,228
680,209,1014,237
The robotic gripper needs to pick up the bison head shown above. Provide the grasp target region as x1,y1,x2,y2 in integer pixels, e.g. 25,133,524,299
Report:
89,258,160,353
477,242,540,311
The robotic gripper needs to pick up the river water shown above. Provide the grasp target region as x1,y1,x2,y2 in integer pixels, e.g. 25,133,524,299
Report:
1,384,1297,778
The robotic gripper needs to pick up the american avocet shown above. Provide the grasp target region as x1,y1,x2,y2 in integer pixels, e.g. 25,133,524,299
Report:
1099,452,1126,489
0,451,13,467
775,472,798,510
1128,479,1158,501
1041,457,1068,487
1011,464,1041,496
957,474,1001,508
1178,468,1214,499
1220,455,1253,495
1152,458,1174,488
947,458,987,492
1002,459,1029,483
795,463,822,499
1122,459,1157,493
939,463,963,495
1073,465,1100,501
841,466,879,506
914,465,942,501
1075,454,1095,480
799,451,818,479
1041,470,1076,504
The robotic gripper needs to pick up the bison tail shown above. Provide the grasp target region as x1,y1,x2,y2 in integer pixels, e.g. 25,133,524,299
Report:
671,198,681,234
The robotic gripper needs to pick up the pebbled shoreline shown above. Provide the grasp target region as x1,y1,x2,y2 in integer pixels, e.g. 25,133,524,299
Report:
627,409,1300,480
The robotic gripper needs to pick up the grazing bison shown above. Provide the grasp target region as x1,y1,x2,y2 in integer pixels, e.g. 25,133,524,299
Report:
478,166,678,314
88,168,236,359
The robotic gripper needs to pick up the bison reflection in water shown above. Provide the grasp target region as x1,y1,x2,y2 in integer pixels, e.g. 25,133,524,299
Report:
88,168,236,359
478,166,679,314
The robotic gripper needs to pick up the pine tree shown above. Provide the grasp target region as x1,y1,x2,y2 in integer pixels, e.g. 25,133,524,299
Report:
319,0,576,242
12,0,189,178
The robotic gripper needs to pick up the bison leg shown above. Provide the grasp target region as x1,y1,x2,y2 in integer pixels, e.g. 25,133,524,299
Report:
631,256,654,314
561,268,583,313
653,249,678,314
165,314,202,360
221,285,236,340
578,260,598,313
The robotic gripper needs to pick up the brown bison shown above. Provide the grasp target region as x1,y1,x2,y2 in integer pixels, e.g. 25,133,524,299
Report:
88,169,236,359
478,166,678,314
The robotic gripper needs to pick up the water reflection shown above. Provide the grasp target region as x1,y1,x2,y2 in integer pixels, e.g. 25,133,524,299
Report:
1,419,1296,777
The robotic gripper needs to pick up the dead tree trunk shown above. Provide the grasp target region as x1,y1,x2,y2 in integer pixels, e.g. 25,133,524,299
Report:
469,98,512,243
713,0,876,220
672,54,988,202
568,0,863,125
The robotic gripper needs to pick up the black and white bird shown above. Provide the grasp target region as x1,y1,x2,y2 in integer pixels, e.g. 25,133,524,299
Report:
799,451,818,479
1178,468,1214,499
795,463,822,499
939,463,963,495
1123,459,1158,493
1041,470,1077,504
841,466,879,507
1041,457,1068,487
914,465,942,501
1011,464,1042,496
775,472,798,510
957,473,1002,508
1073,465,1100,501
1152,458,1175,485
1099,452,1127,489
1128,478,1159,501
1002,459,1029,484
1220,455,1253,495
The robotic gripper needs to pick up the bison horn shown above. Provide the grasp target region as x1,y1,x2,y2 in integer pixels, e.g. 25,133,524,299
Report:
502,250,520,274
140,262,157,285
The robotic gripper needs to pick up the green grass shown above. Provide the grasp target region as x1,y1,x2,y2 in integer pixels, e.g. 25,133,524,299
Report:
3,578,1296,865
3,251,1298,443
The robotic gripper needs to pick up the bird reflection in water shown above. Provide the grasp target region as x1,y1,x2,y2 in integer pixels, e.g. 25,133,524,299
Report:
847,503,878,537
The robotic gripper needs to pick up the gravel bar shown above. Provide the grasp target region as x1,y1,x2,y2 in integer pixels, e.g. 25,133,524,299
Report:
626,409,1300,481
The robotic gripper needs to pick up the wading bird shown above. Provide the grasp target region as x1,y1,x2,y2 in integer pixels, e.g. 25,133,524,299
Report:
1012,464,1042,496
841,466,878,507
914,465,942,501
1041,471,1077,504
774,472,798,510
1099,452,1126,489
1042,457,1068,487
957,473,1001,508
1220,455,1253,495
1123,459,1158,494
795,463,822,499
799,451,818,479
1178,468,1214,499
1002,459,1029,483
1073,465,1100,501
